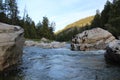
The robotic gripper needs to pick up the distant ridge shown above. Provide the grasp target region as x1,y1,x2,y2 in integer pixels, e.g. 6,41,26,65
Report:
56,16,94,34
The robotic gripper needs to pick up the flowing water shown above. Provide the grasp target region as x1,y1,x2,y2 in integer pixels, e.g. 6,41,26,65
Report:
1,44,120,80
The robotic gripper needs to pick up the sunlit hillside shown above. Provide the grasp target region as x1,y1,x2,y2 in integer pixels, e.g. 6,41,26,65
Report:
56,16,94,35
55,16,94,41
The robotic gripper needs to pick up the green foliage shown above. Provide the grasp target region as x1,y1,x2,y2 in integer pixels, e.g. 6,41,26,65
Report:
0,12,7,23
0,0,7,23
91,10,101,28
56,16,94,34
56,0,120,41
109,0,120,19
56,25,91,42
90,0,120,38
101,1,111,27
108,17,120,37
0,0,55,40
56,16,94,41
36,17,55,40
19,16,55,40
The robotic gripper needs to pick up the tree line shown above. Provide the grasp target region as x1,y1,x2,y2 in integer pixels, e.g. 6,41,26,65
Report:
90,0,120,38
0,0,55,40
56,0,120,41
56,25,90,41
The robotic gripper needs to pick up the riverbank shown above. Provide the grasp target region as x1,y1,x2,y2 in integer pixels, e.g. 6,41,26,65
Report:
25,38,66,48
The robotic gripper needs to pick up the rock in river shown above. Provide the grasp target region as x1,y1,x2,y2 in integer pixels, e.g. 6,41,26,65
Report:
104,40,120,64
25,40,66,48
0,22,24,71
71,28,115,51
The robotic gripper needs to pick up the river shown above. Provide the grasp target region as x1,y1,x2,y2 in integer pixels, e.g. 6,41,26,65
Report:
1,44,120,80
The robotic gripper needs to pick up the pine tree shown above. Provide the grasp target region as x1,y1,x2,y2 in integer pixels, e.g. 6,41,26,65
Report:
49,22,55,39
101,0,111,28
36,21,43,39
109,0,120,19
0,0,56,40
91,10,101,28
0,0,7,23
0,0,3,11
42,17,50,39
30,21,37,39
107,0,120,38
5,0,19,25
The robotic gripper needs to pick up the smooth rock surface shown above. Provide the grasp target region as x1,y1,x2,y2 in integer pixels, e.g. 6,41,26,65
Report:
0,22,24,71
71,28,115,51
104,40,120,64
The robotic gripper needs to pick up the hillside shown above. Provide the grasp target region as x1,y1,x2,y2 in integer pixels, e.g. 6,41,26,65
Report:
56,16,94,41
56,16,94,35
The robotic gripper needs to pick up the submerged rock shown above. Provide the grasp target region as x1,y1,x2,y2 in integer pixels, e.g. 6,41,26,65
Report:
71,28,115,51
104,40,120,64
0,22,24,71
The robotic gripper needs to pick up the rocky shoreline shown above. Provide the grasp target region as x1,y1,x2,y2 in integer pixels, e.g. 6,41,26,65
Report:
25,39,66,49
0,22,120,73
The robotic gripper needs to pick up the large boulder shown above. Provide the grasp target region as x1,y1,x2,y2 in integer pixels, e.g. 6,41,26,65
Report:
0,22,24,71
71,28,115,51
104,40,120,64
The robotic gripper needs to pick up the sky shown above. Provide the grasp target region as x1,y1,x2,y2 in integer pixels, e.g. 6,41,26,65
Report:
18,0,110,32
